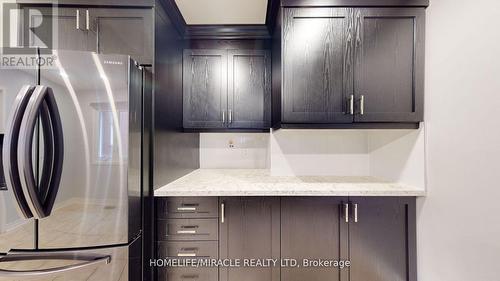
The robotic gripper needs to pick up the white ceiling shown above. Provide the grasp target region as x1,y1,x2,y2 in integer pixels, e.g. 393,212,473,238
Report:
175,0,268,25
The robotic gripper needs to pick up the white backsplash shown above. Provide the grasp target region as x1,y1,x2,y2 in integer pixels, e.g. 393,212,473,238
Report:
200,127,425,190
200,133,270,169
270,130,370,176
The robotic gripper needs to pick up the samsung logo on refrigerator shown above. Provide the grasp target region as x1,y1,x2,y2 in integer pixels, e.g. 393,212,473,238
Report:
104,60,123,65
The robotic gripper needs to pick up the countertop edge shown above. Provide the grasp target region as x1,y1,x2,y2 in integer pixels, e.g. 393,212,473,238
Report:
153,169,427,197
154,190,427,197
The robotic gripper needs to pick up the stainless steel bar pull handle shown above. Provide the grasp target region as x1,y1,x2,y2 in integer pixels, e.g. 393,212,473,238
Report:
221,203,225,223
177,207,196,211
222,110,226,124
228,110,233,124
177,230,196,234
360,95,365,115
76,10,80,30
181,274,199,279
354,203,358,223
344,203,349,223
85,10,90,30
0,253,110,277
177,252,197,257
349,95,354,115
18,86,64,219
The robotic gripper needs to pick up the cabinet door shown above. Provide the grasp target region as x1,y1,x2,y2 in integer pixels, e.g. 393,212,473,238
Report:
283,8,354,123
354,8,424,122
183,49,228,129
347,197,416,281
219,197,280,281
21,6,95,51
281,197,345,281
227,50,271,129
91,8,153,65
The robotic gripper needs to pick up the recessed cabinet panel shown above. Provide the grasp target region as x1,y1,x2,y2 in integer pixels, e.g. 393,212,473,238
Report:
183,49,228,129
347,197,416,281
228,50,271,129
281,197,344,281
354,8,424,122
283,8,354,123
91,8,153,65
219,197,280,281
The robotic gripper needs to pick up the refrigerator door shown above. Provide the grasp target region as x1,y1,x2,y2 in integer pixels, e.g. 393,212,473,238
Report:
0,49,38,253
37,50,142,249
0,236,141,281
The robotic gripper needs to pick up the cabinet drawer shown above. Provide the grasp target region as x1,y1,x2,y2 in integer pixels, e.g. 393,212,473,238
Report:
157,241,218,258
157,197,219,219
158,268,218,281
158,219,218,241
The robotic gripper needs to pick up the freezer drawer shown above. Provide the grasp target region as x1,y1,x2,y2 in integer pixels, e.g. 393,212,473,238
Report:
157,219,218,241
0,238,141,281
157,197,219,219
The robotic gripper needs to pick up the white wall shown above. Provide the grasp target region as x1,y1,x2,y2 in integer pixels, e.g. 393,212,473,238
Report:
369,127,426,190
418,0,500,280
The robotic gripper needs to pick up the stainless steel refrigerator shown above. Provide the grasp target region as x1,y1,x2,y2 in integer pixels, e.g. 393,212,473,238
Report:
0,49,147,281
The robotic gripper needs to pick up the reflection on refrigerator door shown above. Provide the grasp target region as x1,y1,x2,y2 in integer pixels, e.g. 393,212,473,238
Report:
0,50,145,281
0,237,141,281
37,50,141,250
0,55,38,253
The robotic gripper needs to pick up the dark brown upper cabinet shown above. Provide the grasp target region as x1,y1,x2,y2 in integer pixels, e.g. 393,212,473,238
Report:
228,50,272,129
183,49,228,129
282,8,354,124
219,197,280,281
183,49,271,130
280,7,424,127
353,8,424,123
19,6,153,65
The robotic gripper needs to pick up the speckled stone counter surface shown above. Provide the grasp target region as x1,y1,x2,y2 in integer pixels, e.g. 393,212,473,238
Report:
154,169,426,197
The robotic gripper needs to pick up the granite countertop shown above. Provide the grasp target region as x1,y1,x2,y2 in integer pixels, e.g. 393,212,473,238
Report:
154,169,426,197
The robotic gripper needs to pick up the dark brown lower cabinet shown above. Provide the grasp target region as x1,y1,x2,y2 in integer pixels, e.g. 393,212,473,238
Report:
219,197,280,281
347,197,416,281
281,197,416,281
281,197,346,281
155,197,416,281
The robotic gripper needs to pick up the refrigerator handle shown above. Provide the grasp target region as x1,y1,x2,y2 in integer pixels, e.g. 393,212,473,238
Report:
0,252,110,277
39,87,64,216
2,85,36,219
18,86,64,219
